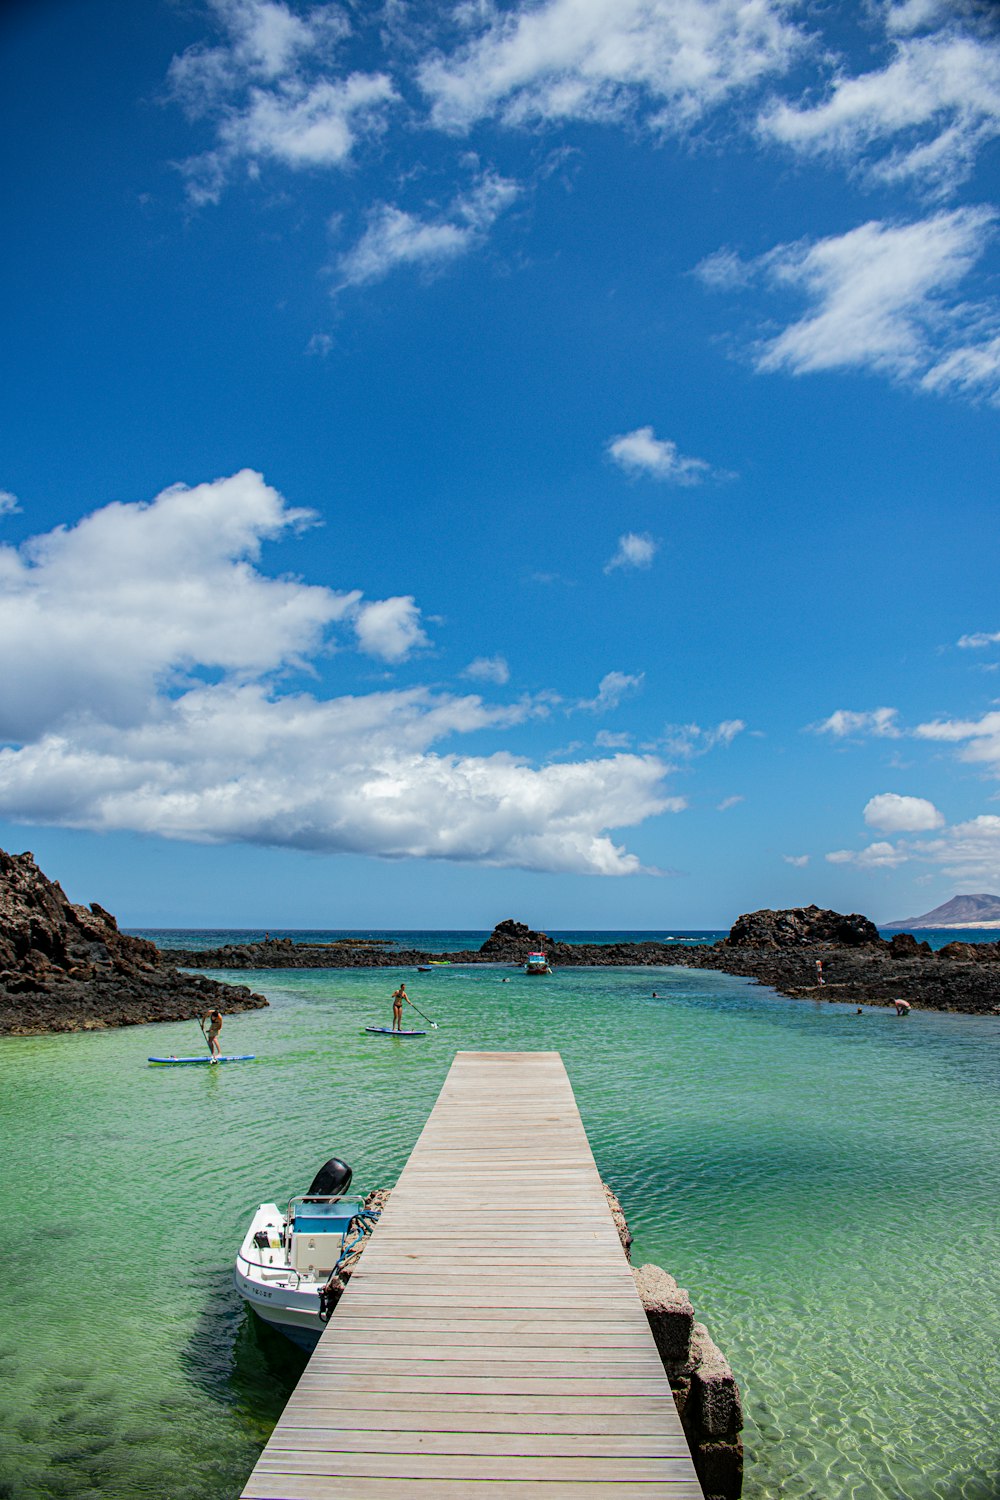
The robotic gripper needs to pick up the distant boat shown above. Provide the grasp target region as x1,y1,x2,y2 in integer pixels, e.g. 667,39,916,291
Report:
417,965,434,972
524,951,552,975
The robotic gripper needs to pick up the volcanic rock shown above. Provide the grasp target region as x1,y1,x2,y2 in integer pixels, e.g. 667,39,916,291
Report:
478,918,552,959
725,904,882,949
0,847,267,1036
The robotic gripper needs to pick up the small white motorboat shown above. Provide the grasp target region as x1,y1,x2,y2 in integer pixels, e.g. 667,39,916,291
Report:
234,1157,379,1350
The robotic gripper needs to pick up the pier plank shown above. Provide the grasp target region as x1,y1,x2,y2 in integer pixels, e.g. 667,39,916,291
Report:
240,1052,703,1498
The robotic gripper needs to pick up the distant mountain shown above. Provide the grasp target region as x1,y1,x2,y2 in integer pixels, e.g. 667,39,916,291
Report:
883,893,1000,930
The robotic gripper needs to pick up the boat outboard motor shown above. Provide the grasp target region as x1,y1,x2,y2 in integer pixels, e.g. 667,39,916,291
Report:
305,1157,352,1199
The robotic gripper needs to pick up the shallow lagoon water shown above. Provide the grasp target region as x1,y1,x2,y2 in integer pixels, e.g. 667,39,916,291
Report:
1,962,998,1499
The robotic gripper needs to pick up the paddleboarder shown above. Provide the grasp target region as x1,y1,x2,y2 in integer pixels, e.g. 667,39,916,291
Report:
391,983,413,1032
202,1007,223,1061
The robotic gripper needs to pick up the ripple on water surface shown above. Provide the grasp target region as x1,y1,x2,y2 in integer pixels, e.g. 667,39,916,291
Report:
0,965,998,1499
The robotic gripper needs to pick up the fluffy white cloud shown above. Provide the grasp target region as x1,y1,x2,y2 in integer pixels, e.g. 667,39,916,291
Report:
0,684,678,874
169,0,397,203
760,29,1000,193
604,532,658,573
0,490,19,516
811,707,901,738
864,792,945,832
916,814,1000,883
0,473,684,875
418,0,803,133
754,209,997,387
914,709,1000,769
0,470,361,740
607,427,712,483
783,853,809,866
353,596,429,662
463,655,511,684
826,840,908,868
336,172,519,287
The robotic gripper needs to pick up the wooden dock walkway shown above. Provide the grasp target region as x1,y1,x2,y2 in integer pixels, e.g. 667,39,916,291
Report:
241,1050,703,1498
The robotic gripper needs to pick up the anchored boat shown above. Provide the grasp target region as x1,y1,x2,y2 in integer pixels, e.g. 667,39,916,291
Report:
524,950,552,975
234,1156,379,1350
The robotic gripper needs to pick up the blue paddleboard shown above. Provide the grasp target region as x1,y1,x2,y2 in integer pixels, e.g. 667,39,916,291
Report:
364,1026,426,1037
148,1054,256,1066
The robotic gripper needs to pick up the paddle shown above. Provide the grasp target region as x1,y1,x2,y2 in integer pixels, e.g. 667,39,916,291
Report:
406,998,438,1029
198,1017,212,1053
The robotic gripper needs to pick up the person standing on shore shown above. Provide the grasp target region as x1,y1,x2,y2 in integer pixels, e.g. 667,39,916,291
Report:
202,1008,223,1061
815,959,824,986
391,984,412,1032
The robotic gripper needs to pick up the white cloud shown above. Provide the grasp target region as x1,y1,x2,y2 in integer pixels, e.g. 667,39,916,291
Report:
169,0,396,203
604,532,658,573
864,791,945,832
463,654,510,684
916,814,1000,883
336,172,519,288
811,707,901,738
353,596,429,662
0,490,20,516
958,630,1000,648
783,853,809,866
0,470,362,741
418,0,804,134
0,683,679,874
607,427,712,483
826,840,908,868
759,29,1000,194
659,719,745,756
595,729,632,748
0,473,686,876
914,709,1000,769
717,794,743,811
753,209,998,392
580,670,645,713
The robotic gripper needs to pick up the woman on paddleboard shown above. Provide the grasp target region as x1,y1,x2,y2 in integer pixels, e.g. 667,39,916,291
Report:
203,1007,223,1061
391,984,413,1032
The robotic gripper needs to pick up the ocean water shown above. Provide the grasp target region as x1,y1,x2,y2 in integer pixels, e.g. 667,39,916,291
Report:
1,954,998,1500
136,924,1000,953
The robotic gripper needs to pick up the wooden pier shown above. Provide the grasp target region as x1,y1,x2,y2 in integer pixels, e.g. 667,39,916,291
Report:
241,1050,703,1498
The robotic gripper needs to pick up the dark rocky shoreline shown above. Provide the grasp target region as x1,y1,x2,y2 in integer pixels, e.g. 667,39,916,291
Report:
163,912,1000,1018
0,849,268,1036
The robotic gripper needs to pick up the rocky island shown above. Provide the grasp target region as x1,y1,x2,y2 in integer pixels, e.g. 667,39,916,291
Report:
163,909,1000,1016
0,848,268,1036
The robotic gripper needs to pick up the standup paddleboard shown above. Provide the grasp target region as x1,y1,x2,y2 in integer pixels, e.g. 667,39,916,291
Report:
148,1054,256,1066
364,1027,426,1037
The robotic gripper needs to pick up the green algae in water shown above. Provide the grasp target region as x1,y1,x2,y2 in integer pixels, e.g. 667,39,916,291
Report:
0,965,998,1499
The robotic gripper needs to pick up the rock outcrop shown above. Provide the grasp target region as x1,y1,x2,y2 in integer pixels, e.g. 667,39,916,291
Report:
725,904,882,948
478,918,553,959
0,848,267,1035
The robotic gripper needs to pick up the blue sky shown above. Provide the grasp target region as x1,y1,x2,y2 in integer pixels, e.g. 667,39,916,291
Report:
1,0,999,929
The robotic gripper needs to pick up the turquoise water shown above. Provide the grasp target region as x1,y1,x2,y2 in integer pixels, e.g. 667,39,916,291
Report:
2,962,998,1499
